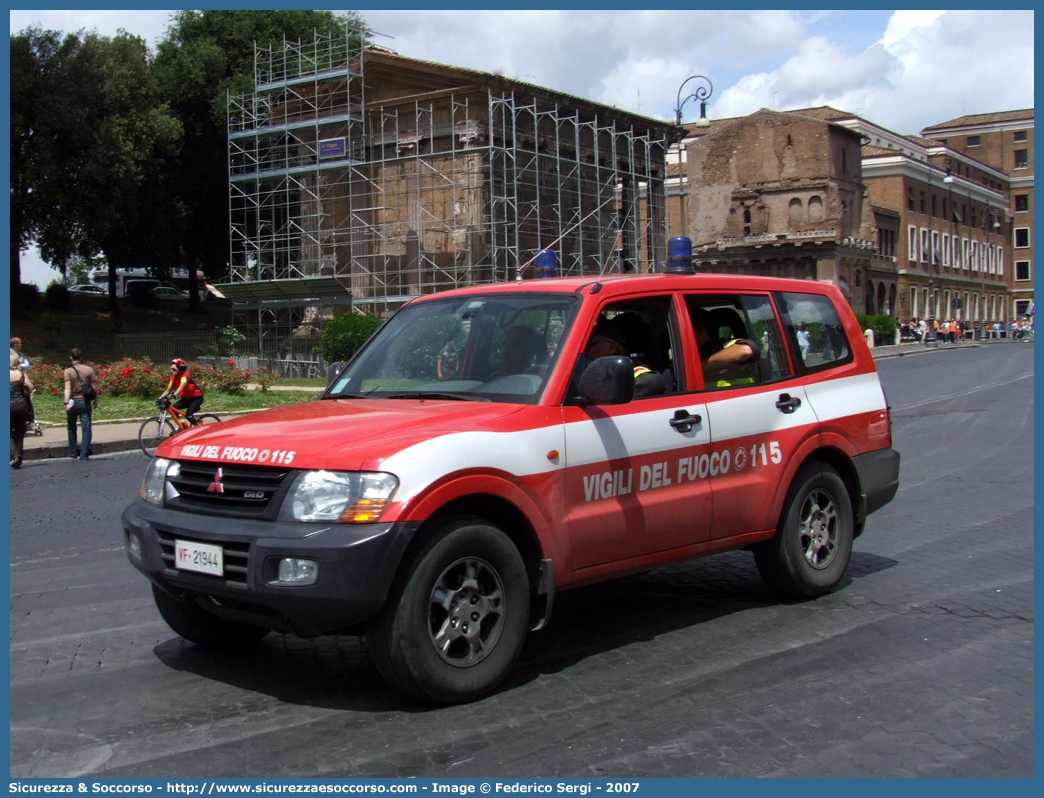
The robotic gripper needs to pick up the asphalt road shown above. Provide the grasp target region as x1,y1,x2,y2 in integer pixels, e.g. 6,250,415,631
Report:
8,344,1034,778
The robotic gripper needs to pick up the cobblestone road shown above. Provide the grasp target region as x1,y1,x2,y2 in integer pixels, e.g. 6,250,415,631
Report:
8,344,1033,778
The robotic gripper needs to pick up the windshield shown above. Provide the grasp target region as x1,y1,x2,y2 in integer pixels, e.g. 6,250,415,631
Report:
326,293,580,404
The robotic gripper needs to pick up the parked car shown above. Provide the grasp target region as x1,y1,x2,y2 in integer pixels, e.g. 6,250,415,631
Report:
124,258,900,704
152,286,190,301
69,284,105,295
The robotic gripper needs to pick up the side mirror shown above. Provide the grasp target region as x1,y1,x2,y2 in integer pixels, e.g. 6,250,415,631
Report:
577,356,634,406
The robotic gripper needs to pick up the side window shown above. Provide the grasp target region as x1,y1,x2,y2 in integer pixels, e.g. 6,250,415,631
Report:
683,295,790,389
776,292,853,373
577,296,678,398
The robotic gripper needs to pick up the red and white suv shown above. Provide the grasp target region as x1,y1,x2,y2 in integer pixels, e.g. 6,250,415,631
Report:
124,270,899,703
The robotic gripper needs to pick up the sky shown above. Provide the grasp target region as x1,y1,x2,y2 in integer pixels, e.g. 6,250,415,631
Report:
9,8,1036,288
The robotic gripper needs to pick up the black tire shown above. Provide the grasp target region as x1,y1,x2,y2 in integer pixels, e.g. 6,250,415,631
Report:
753,462,853,598
152,584,269,647
138,416,176,457
194,413,221,425
365,515,530,704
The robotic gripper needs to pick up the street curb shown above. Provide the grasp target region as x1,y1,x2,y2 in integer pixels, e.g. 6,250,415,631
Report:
21,409,267,462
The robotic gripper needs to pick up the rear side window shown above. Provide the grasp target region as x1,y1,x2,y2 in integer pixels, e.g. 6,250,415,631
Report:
683,294,791,389
776,292,853,373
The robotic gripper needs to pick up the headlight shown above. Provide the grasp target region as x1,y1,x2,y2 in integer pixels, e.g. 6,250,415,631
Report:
140,458,179,506
279,471,399,523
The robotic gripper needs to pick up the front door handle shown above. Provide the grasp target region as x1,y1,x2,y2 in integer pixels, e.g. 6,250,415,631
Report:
669,409,702,433
776,393,802,414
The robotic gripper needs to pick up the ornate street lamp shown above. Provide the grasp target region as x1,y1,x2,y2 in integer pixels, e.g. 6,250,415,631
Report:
981,204,1005,333
675,75,714,127
924,159,940,346
672,76,714,243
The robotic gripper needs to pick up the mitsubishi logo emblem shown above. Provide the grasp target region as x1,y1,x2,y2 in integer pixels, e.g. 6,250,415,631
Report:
206,468,225,494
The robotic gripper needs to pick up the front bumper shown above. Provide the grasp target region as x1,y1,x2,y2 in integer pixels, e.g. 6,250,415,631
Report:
122,499,420,637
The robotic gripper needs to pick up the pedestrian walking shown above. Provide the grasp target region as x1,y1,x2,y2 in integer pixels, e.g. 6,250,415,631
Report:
10,350,33,468
796,322,812,360
10,336,41,436
63,348,97,461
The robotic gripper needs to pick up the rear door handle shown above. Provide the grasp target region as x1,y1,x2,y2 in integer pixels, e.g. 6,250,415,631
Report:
776,393,802,414
669,409,702,433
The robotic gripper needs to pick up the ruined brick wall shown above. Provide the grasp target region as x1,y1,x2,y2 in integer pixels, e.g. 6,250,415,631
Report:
686,112,867,246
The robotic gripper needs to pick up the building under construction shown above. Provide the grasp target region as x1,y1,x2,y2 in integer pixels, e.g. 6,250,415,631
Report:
225,28,676,358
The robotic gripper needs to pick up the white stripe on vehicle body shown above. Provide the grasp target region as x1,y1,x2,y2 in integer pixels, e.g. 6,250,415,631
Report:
380,373,888,503
802,372,888,421
380,425,566,502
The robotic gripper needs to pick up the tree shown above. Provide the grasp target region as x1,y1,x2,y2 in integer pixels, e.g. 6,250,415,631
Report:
63,32,183,316
9,28,83,312
152,10,366,310
10,28,183,317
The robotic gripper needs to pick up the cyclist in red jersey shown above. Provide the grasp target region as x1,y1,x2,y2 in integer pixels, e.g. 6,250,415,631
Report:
159,359,205,425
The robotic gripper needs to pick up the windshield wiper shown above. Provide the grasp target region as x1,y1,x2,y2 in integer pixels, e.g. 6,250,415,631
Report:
387,392,489,402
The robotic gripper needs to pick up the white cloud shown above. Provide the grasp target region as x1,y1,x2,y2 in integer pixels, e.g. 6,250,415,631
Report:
877,10,946,48
699,9,1033,134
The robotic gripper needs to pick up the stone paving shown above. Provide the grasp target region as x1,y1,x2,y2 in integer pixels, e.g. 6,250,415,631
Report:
8,342,1033,778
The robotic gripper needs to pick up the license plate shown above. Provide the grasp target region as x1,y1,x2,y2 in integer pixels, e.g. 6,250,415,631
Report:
174,539,224,576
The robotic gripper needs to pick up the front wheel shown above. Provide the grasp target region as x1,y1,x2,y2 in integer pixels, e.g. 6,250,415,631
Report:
753,462,853,598
366,515,530,704
138,416,176,457
152,585,270,647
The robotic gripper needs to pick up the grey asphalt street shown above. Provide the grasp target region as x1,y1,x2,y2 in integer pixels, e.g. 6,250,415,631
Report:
8,343,1033,778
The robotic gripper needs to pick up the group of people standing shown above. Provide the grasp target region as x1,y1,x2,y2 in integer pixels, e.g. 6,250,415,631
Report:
9,341,209,468
9,337,98,468
900,317,1033,344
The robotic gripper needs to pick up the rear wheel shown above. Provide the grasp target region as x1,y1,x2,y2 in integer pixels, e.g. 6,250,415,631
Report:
754,462,853,598
194,413,221,426
152,585,269,647
138,416,176,457
366,515,530,704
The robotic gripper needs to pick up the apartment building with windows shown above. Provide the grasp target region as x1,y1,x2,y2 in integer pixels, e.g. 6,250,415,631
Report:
923,110,1034,319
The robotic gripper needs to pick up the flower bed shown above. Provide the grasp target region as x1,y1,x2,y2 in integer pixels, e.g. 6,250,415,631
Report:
27,357,281,401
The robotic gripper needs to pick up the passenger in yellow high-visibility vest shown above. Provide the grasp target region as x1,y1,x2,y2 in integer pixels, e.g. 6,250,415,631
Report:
691,308,760,387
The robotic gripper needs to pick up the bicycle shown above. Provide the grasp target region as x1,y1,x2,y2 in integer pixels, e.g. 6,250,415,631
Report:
138,396,221,456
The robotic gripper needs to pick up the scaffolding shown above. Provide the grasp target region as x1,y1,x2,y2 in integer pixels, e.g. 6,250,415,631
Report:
228,28,670,342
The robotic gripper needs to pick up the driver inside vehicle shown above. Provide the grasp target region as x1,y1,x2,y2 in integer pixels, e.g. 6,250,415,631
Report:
493,325,547,377
583,315,669,397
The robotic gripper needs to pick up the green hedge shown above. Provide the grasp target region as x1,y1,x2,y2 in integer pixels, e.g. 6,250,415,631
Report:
318,312,383,363
855,313,899,347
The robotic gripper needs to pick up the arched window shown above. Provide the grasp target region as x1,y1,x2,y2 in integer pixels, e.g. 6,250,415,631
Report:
808,195,824,223
789,197,803,227
743,208,752,236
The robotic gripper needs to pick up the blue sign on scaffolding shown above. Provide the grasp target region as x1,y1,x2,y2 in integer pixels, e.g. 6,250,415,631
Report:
319,137,346,158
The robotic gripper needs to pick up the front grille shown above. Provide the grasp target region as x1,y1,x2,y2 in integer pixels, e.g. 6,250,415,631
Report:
157,530,251,586
168,461,294,520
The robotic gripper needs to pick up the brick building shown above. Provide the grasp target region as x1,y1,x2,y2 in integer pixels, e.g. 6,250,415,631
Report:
669,106,1018,327
674,109,880,312
923,110,1034,319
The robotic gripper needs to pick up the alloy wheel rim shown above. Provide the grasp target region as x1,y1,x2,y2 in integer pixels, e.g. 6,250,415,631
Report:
428,556,505,667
